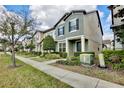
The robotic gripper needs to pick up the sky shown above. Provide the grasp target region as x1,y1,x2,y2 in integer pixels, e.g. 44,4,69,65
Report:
0,5,113,40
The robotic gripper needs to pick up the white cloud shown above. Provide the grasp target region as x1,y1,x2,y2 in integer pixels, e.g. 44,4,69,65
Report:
102,12,113,40
98,10,104,18
29,5,97,30
103,24,113,40
106,12,112,23
103,33,113,40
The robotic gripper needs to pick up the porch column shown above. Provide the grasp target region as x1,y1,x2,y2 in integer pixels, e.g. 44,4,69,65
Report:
81,36,85,52
66,39,69,56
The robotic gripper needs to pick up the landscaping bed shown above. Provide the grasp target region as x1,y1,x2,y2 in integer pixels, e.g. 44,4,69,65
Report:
52,51,124,85
52,63,124,85
0,54,71,88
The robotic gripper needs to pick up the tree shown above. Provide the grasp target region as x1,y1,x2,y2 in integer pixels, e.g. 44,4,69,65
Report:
16,43,24,52
113,6,124,49
0,10,35,67
43,35,55,53
0,38,9,54
25,40,35,52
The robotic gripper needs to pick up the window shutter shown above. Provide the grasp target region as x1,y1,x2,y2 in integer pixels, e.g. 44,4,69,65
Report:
69,21,70,32
76,19,79,30
58,28,59,36
63,26,64,35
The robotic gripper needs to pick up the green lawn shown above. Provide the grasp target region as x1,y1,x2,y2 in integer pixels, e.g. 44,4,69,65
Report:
31,57,50,62
0,54,71,88
17,53,37,58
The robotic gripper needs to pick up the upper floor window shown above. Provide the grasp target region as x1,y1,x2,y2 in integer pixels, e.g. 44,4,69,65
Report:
58,26,64,36
69,18,79,32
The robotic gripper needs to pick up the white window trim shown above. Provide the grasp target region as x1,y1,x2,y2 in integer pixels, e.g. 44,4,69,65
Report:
58,25,64,36
58,42,66,52
69,18,78,33
58,35,64,37
69,30,78,33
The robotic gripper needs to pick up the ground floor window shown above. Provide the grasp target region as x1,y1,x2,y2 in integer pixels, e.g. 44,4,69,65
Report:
59,43,66,52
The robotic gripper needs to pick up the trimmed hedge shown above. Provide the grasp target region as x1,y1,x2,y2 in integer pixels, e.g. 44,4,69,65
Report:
59,52,67,58
41,52,67,58
56,56,81,66
74,52,95,57
44,54,61,59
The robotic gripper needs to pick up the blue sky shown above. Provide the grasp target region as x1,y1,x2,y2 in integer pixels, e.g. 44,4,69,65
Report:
3,5,113,40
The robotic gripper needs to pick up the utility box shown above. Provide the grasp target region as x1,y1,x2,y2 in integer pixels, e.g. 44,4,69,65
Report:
80,54,94,65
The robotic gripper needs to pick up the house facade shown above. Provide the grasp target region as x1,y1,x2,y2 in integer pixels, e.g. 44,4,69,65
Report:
31,10,103,56
108,5,124,50
103,40,113,50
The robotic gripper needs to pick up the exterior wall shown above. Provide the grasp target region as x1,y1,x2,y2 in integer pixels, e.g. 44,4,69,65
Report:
44,30,55,39
115,35,123,50
31,11,103,55
83,12,103,54
55,13,84,41
112,5,124,50
34,31,44,52
113,5,124,25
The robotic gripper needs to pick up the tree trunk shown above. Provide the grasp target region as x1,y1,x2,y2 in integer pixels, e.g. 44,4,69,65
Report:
3,45,6,55
122,44,124,50
11,23,16,67
11,45,16,67
2,45,6,55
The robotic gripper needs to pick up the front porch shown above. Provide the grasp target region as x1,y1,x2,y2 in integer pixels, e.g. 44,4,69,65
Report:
66,36,89,57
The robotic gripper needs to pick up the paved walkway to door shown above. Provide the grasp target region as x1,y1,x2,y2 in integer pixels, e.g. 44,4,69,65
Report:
9,53,124,88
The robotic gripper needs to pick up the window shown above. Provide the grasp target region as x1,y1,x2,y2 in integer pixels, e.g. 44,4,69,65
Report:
69,18,79,32
58,26,64,36
59,43,66,52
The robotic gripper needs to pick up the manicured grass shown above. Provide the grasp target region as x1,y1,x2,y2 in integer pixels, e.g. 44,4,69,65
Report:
31,56,50,62
17,53,37,58
0,54,71,88
52,63,124,86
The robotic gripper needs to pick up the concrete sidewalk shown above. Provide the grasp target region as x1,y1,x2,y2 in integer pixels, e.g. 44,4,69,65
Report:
11,54,124,88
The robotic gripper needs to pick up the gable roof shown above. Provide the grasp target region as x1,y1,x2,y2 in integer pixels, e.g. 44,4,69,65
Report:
33,10,103,35
32,30,44,38
43,27,55,33
54,13,70,28
63,10,86,21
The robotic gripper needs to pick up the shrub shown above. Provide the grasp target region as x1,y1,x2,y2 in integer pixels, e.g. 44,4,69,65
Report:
59,52,67,58
109,55,121,63
74,52,95,57
44,54,61,59
56,56,81,66
112,63,124,70
102,50,124,60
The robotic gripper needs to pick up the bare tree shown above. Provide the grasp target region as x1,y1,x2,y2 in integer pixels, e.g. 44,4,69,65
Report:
0,9,35,67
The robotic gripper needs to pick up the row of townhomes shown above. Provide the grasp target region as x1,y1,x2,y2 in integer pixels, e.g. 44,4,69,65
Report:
23,10,103,56
108,5,124,50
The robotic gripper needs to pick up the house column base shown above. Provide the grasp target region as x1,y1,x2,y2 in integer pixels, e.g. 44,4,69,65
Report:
66,39,69,57
81,36,85,52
